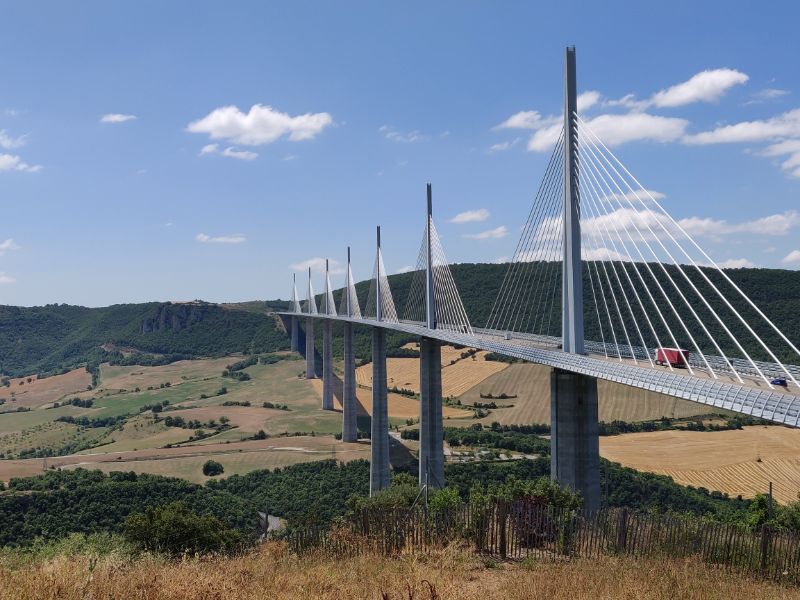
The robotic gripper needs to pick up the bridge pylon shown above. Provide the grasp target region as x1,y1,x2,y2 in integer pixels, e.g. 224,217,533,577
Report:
551,46,601,513
370,226,390,494
342,246,358,442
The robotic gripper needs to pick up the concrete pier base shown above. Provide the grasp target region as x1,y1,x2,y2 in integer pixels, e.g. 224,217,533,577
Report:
342,322,357,442
370,327,390,495
419,337,444,489
550,368,600,513
305,318,315,379
290,316,299,352
322,320,333,410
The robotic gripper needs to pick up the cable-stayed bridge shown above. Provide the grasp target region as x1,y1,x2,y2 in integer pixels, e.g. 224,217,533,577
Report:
280,47,800,511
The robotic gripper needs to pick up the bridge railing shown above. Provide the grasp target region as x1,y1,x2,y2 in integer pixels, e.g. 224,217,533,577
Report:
288,499,800,583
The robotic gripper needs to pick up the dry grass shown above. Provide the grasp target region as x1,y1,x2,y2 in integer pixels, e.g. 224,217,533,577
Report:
453,363,715,426
0,368,91,409
600,426,800,503
355,346,508,398
1,542,797,599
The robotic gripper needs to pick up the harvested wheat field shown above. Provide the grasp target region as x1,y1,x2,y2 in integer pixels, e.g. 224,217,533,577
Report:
1,543,797,600
454,363,715,426
601,426,800,504
98,358,235,392
0,368,91,409
309,379,471,419
355,345,508,397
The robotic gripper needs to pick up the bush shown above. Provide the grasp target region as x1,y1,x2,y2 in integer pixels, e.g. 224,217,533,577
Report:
123,501,244,555
202,460,224,477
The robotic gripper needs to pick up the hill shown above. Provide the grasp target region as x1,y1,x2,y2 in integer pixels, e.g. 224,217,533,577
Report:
0,301,288,377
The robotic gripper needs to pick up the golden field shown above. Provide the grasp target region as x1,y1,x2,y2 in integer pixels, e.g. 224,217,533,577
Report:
601,426,800,504
1,543,797,600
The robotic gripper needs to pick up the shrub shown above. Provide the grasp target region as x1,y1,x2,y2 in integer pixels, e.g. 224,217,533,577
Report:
202,460,224,477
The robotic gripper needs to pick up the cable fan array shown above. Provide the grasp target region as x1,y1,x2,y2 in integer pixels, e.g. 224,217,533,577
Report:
364,244,398,322
572,113,800,388
402,217,473,334
485,129,565,338
338,260,362,318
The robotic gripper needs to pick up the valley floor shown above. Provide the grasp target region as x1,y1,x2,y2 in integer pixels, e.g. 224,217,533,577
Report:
1,542,798,600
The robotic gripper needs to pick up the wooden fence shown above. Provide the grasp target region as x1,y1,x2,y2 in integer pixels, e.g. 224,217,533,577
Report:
288,500,800,584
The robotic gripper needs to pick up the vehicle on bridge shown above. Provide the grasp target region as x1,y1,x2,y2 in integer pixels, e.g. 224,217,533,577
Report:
655,347,690,368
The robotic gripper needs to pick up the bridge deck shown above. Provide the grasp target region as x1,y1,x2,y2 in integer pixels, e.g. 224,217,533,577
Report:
280,312,800,428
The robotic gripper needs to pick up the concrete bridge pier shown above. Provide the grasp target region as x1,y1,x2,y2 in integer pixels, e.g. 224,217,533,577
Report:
290,316,299,352
418,337,444,489
305,318,315,379
322,320,333,410
342,322,357,442
550,368,600,513
370,326,390,494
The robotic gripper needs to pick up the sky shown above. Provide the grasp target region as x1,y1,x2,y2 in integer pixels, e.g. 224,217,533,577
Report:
1,0,799,307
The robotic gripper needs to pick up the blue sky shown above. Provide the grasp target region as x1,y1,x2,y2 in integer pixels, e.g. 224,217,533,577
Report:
1,0,799,307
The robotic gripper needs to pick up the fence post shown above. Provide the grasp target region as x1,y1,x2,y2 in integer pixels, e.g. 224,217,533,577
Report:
499,500,508,559
760,524,771,576
616,508,628,554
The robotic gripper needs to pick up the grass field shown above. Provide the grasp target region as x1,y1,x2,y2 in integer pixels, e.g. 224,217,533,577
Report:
601,426,800,504
355,345,508,398
451,363,717,426
1,543,796,600
0,368,91,410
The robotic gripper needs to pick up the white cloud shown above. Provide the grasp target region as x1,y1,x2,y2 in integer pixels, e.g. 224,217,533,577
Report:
717,258,756,268
0,130,26,149
583,247,631,262
577,91,601,112
199,143,258,161
464,225,508,240
677,210,800,237
100,113,137,123
745,88,789,105
187,104,333,145
607,189,667,203
0,272,15,284
0,239,20,255
289,257,345,275
0,154,42,172
396,265,415,274
488,138,520,153
492,256,509,264
650,69,748,108
195,233,247,244
782,250,800,265
683,108,800,145
493,110,543,130
379,125,428,143
450,209,490,224
282,154,297,161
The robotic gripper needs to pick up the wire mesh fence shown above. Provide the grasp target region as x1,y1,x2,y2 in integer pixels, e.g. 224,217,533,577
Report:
288,500,800,584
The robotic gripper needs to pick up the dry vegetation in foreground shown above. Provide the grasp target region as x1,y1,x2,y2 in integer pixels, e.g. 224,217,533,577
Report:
1,543,799,600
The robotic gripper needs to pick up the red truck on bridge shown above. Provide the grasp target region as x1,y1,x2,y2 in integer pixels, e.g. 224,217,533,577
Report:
655,347,690,368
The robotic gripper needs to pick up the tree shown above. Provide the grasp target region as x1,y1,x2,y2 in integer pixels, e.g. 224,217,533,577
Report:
123,501,245,555
202,460,224,477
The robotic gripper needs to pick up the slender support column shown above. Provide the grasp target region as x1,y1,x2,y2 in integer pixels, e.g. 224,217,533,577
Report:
290,316,299,352
562,45,584,355
322,320,333,410
418,337,443,489
370,326,390,494
305,318,315,379
342,322,357,442
550,368,600,513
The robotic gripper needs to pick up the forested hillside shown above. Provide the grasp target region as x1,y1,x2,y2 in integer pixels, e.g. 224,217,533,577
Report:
3,262,799,378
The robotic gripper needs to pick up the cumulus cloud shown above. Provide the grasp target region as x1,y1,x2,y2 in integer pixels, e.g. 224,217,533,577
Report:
0,130,26,149
196,233,247,244
450,209,490,224
100,113,137,123
717,258,756,268
782,250,800,265
0,239,20,256
0,154,42,172
488,138,520,153
677,210,800,237
396,265,415,274
464,225,508,240
577,91,601,111
187,104,333,145
684,108,800,145
379,125,428,143
649,69,749,108
199,143,258,160
0,272,15,284
289,257,345,275
583,247,631,262
493,110,545,130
